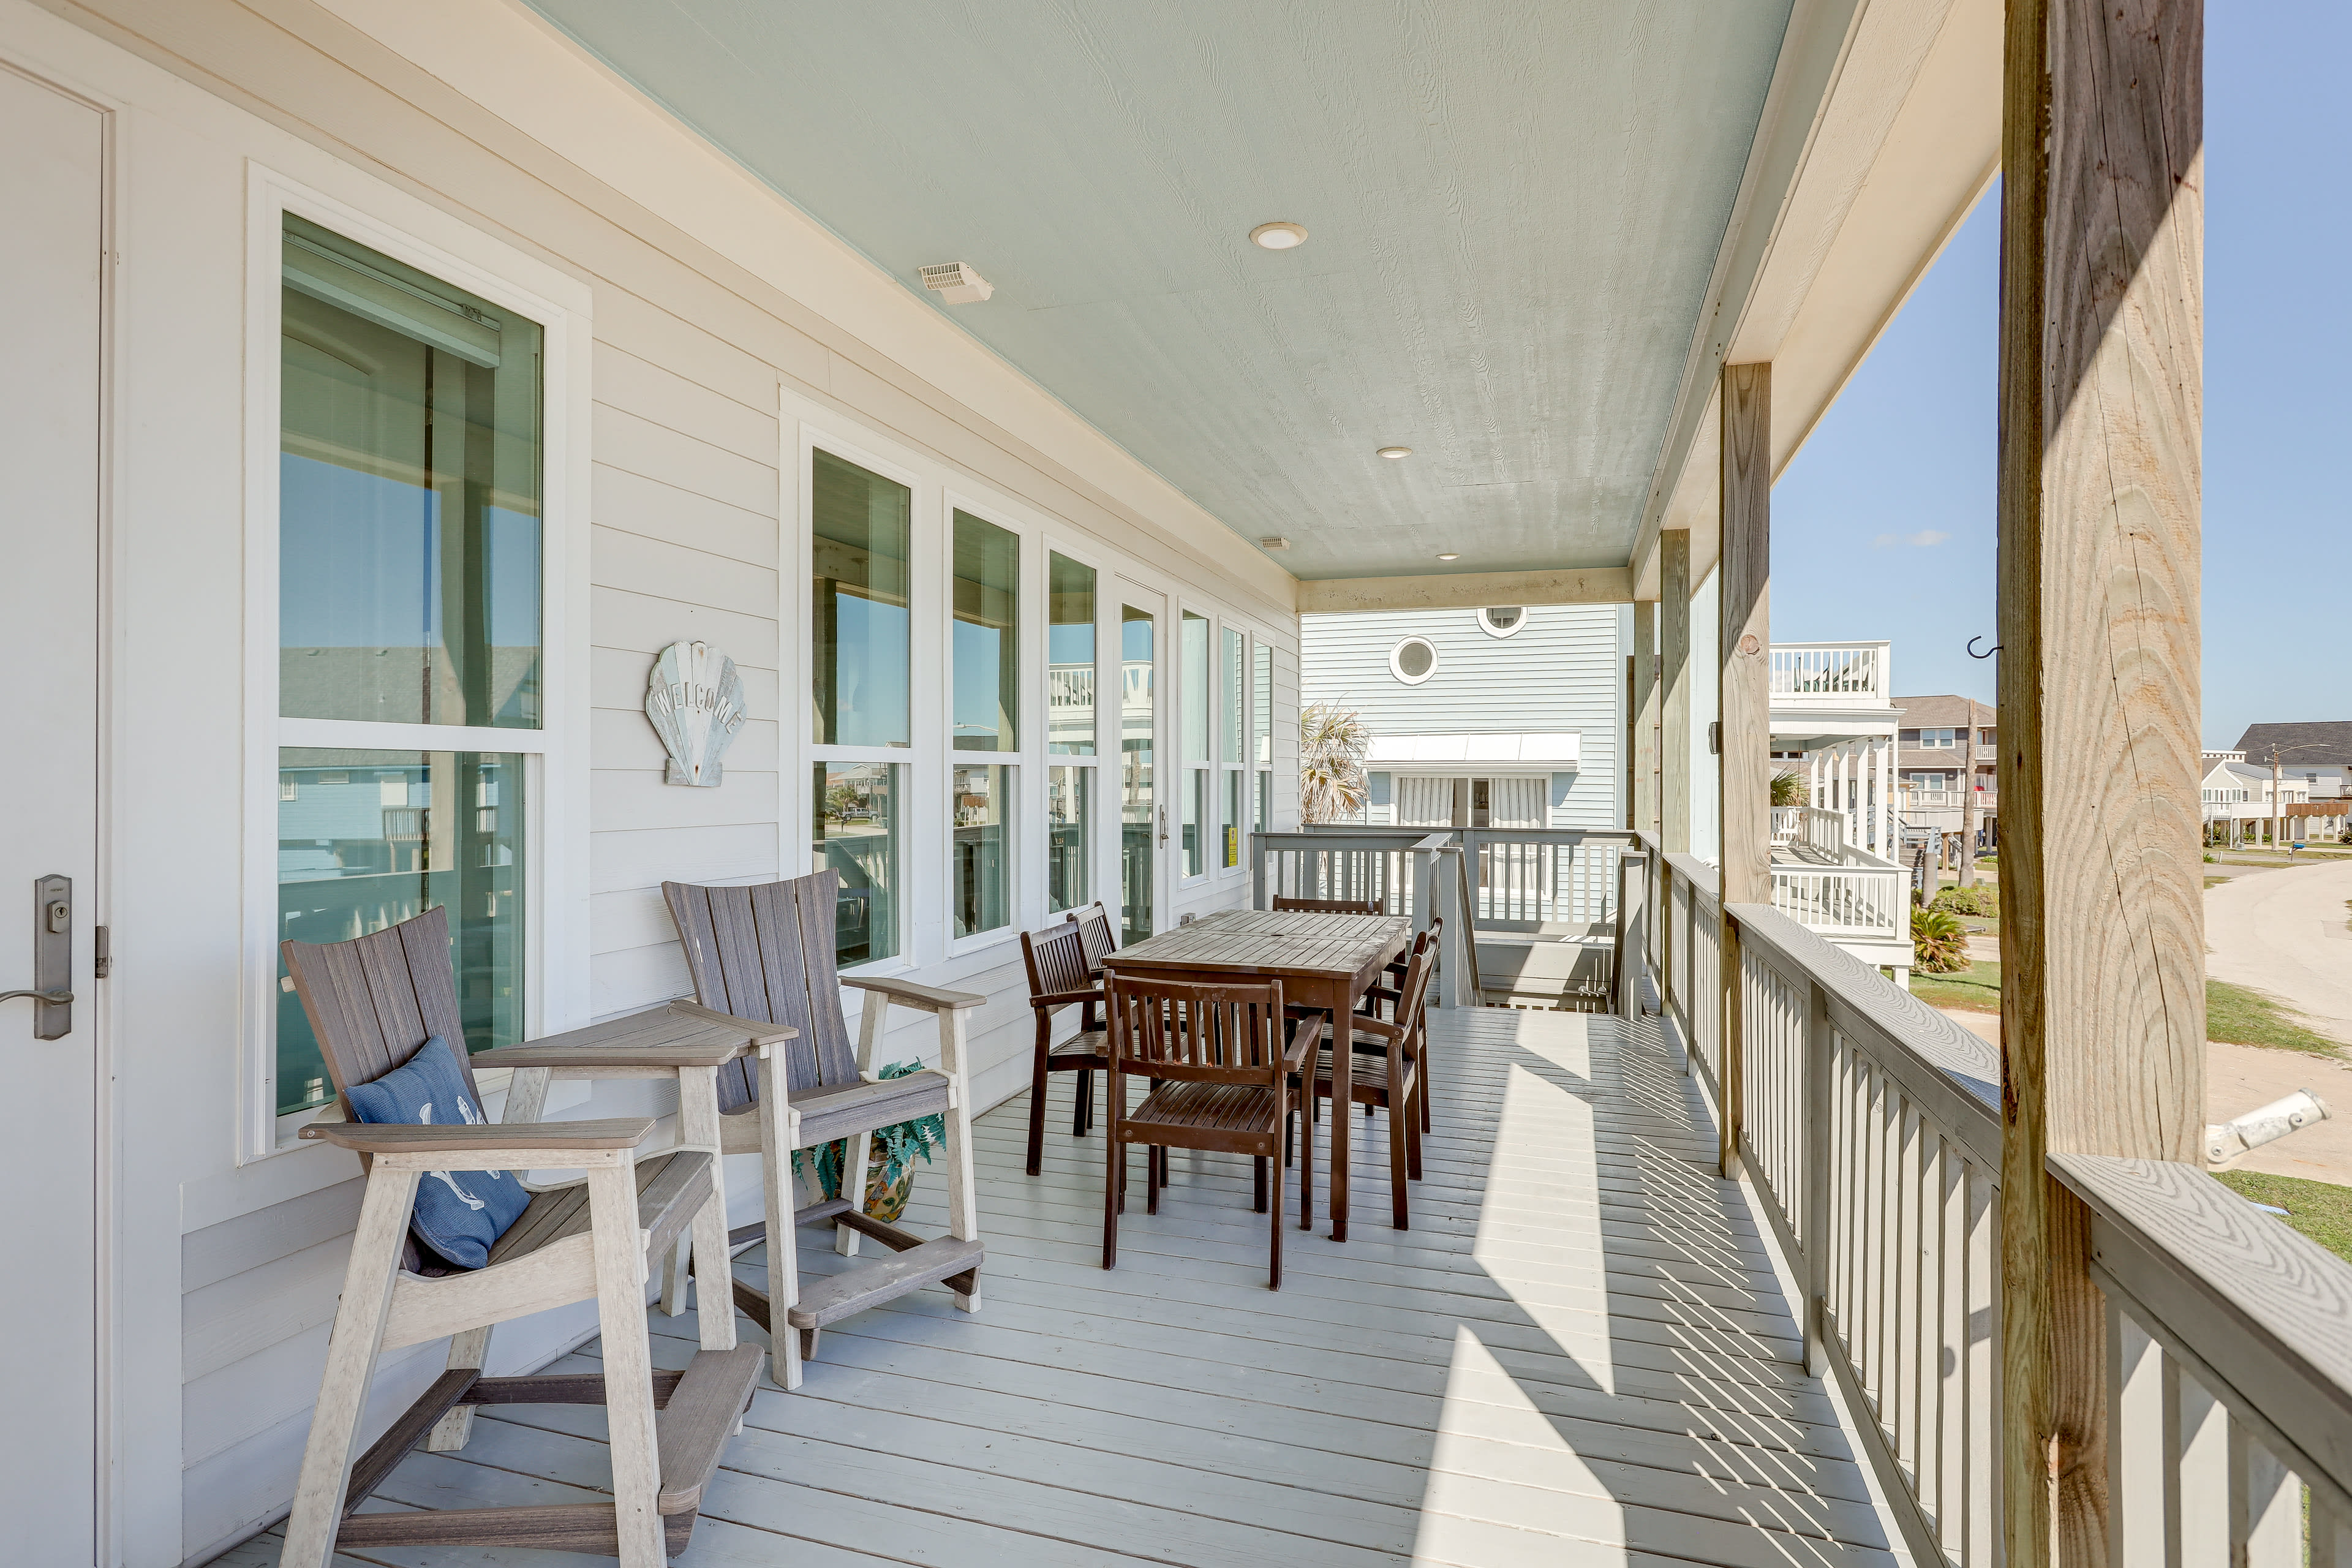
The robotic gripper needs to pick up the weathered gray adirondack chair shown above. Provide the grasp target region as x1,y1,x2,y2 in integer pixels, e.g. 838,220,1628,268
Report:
277,907,769,1567
662,869,986,1389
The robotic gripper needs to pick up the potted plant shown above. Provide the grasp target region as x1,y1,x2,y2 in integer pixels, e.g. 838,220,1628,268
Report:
791,1060,946,1223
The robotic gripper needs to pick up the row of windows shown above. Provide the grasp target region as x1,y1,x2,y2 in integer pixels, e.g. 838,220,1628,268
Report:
1901,726,1997,749
808,445,1276,965
265,210,1287,1129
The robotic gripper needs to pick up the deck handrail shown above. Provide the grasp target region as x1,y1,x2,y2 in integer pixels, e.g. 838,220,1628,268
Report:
1638,837,2352,1568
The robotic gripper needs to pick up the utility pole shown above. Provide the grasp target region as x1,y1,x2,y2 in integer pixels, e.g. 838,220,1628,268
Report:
1958,710,1979,889
2273,747,2283,851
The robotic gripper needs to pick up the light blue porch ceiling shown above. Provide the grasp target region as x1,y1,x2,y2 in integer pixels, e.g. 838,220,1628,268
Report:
528,1,1793,581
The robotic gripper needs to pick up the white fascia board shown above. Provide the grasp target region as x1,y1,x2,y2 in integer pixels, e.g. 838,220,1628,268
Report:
1367,733,1581,766
317,0,1297,616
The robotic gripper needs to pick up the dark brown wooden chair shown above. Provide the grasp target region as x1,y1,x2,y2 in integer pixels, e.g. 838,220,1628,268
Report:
662,870,985,1390
1019,919,1109,1174
1101,970,1313,1287
1272,895,1385,915
1308,943,1433,1230
278,907,764,1567
1071,899,1118,974
1366,920,1441,1134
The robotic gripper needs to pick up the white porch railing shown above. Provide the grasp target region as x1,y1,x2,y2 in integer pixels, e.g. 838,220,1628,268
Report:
1771,641,1889,705
1645,843,2352,1568
1770,860,1906,938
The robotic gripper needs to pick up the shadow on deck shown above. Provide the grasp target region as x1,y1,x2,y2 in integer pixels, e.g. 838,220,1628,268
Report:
217,1005,1905,1568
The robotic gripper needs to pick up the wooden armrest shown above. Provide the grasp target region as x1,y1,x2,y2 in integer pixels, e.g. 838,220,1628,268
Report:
299,1118,655,1154
843,974,986,1012
1281,1028,1320,1071
1346,1016,1406,1044
666,1000,801,1047
1029,989,1101,1009
474,1001,788,1071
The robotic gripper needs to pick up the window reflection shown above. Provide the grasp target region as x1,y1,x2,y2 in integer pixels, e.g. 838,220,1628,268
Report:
1121,606,1155,946
275,749,524,1115
1048,553,1096,756
951,764,1009,938
812,451,911,747
1048,765,1090,914
279,217,543,729
815,763,899,965
951,511,1017,752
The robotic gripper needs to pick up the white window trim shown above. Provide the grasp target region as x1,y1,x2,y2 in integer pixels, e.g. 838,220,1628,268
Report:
791,415,929,979
942,489,1029,953
1214,618,1254,878
1476,606,1529,638
241,164,592,1161
1390,635,1439,685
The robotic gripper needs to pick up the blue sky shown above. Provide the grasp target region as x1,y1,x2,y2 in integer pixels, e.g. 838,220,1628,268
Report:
1772,2,2345,750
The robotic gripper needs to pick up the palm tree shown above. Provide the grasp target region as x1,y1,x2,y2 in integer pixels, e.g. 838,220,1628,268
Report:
1299,702,1370,824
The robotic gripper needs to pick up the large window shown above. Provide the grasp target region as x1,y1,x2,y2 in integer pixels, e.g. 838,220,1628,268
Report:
1047,552,1098,912
812,450,911,748
951,511,1018,752
1121,605,1156,944
815,763,899,965
274,216,545,1120
1181,610,1209,877
1221,627,1245,869
1253,641,1273,834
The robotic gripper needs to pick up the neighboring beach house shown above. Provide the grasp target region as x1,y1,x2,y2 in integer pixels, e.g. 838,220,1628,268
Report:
1299,604,1629,831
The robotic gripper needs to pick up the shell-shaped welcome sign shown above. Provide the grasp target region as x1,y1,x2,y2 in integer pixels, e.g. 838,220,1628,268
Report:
646,640,747,787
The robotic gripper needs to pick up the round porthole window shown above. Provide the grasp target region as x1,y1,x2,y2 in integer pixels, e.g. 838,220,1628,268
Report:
1390,636,1438,685
1478,606,1527,638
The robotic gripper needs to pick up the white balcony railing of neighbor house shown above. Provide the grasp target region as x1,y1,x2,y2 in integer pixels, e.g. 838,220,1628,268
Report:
1771,641,1888,705
1770,804,1849,859
1770,859,1907,940
1647,842,2352,1568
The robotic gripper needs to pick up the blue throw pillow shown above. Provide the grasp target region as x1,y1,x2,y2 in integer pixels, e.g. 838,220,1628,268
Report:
345,1037,530,1269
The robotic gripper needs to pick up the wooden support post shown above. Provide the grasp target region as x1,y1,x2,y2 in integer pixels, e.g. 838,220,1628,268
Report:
1660,532,1693,854
1996,9,2204,1568
1632,601,1659,836
1718,362,1772,1180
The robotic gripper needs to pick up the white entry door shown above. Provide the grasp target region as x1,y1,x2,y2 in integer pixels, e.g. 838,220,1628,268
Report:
0,64,106,1566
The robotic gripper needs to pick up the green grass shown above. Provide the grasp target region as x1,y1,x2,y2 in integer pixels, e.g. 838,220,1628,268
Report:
1909,959,2003,1014
1906,965,2345,1054
2212,1170,2352,1265
2206,979,2347,1055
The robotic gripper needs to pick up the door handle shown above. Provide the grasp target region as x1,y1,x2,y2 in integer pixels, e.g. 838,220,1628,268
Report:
1157,805,1168,846
14,875,72,1039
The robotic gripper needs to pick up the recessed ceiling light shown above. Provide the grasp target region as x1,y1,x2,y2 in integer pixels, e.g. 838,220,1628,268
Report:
1250,221,1308,250
1379,446,1412,459
1436,553,1460,562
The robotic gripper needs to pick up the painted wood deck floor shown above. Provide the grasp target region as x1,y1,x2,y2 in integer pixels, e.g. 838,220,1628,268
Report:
217,1005,1903,1568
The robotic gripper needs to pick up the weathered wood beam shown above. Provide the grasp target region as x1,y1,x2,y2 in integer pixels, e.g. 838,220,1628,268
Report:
1659,533,1693,854
1632,601,1659,835
1717,363,1772,1178
1996,7,2204,1568
1294,566,1633,615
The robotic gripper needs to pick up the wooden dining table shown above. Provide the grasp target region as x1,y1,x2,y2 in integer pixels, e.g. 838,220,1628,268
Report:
1105,907,1410,1242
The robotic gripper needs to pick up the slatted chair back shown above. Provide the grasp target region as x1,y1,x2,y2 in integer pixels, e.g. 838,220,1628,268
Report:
1103,972,1287,1087
1021,920,1093,1003
663,870,862,1114
1272,895,1384,916
1391,942,1438,1035
282,905,483,1120
1072,900,1117,970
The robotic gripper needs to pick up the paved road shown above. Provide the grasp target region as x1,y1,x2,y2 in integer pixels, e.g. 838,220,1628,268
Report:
2206,859,2352,1046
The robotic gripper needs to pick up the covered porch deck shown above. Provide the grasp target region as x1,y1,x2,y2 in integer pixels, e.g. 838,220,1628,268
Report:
211,1005,1899,1568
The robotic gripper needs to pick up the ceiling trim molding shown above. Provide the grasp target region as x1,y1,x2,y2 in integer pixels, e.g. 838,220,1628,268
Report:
1298,568,1634,616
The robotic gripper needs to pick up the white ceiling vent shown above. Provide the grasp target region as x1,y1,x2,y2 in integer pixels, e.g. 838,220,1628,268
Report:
1259,536,1291,551
919,261,994,303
